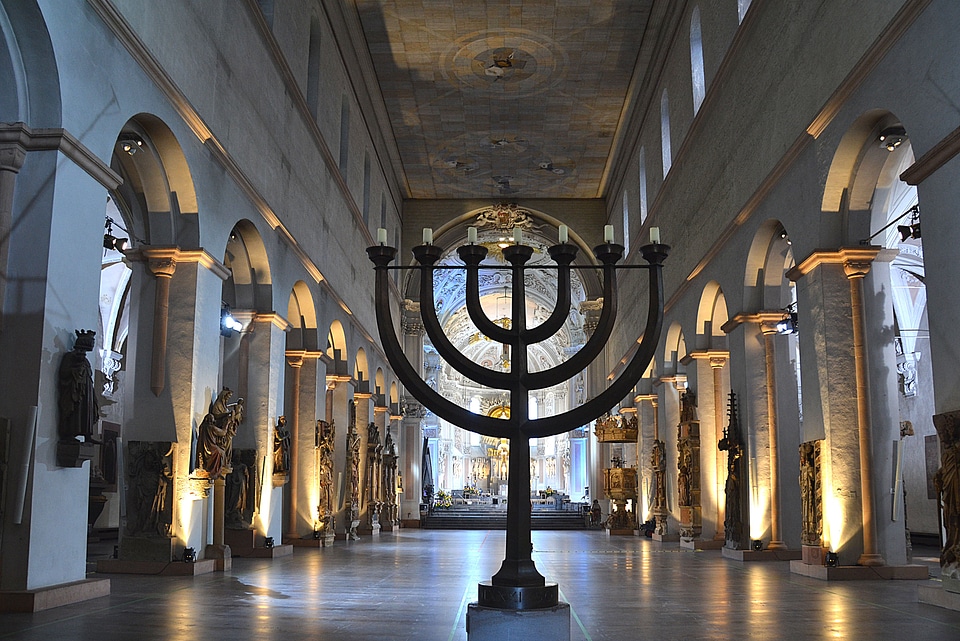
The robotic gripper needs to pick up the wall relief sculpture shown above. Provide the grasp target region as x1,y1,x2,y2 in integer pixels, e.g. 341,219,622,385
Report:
125,441,175,538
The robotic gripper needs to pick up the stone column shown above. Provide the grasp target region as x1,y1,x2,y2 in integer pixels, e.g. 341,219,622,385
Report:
400,301,425,523
844,257,885,567
760,325,787,550
285,352,304,538
142,249,177,396
787,247,886,566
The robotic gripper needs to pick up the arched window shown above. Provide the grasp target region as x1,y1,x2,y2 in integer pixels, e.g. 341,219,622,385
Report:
738,0,752,23
638,147,648,224
690,7,705,114
661,89,672,177
622,191,630,255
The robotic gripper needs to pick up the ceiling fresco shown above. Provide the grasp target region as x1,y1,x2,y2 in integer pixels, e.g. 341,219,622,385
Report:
355,1,653,199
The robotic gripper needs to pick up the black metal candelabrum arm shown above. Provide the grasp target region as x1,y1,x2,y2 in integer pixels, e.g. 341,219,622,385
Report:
413,244,513,389
525,242,669,438
366,244,512,438
457,244,514,344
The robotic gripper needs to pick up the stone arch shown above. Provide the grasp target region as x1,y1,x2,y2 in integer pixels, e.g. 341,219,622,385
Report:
744,219,796,311
663,322,687,375
695,281,728,348
326,319,347,367
390,381,399,405
355,347,368,386
287,280,318,351
375,367,385,396
111,114,199,247
223,219,272,311
0,0,62,124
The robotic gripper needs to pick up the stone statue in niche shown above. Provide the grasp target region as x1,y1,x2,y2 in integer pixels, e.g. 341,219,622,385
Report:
126,441,175,538
316,419,336,533
225,449,258,529
273,415,290,476
196,387,245,479
933,409,960,583
57,329,100,443
799,440,823,547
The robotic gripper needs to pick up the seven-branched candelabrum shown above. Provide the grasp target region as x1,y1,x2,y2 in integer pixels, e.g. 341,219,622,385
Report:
368,234,668,609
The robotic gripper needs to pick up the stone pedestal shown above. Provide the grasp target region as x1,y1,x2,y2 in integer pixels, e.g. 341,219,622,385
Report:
56,440,97,468
0,578,110,613
722,546,802,562
467,603,570,641
652,531,680,543
789,560,928,580
96,558,216,576
680,537,724,550
119,535,176,562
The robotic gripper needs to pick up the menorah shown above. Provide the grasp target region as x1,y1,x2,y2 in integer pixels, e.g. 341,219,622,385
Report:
368,227,668,611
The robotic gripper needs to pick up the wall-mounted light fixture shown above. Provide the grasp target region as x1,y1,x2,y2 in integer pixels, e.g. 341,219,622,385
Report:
897,206,921,242
879,126,907,152
103,217,128,252
118,133,145,156
776,302,798,335
221,304,243,337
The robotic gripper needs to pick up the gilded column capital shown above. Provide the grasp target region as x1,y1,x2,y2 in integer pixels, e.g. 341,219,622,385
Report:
286,351,305,368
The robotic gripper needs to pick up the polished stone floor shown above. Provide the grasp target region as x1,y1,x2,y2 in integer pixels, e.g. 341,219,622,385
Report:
2,530,960,640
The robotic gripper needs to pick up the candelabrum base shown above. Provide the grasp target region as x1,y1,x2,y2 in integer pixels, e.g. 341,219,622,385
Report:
477,581,559,610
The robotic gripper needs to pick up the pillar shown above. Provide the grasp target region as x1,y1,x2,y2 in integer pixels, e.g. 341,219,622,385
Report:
285,352,304,537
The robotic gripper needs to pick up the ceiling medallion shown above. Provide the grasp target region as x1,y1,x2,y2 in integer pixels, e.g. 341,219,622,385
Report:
442,29,566,97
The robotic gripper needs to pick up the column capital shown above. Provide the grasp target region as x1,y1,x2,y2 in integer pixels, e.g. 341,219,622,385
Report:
286,351,305,368
656,374,687,390
681,349,729,367
786,246,886,281
722,310,789,334
0,142,26,173
131,246,231,280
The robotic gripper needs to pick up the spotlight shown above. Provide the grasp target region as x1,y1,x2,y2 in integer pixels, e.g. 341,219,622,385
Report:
313,529,321,540
103,219,128,252
879,126,907,152
182,547,196,563
220,305,243,337
776,308,798,335
118,134,145,155
825,551,839,567
752,539,763,551
264,537,274,549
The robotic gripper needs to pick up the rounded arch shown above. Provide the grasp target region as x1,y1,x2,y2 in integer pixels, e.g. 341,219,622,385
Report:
287,280,318,350
223,220,273,311
663,322,687,374
696,281,728,340
326,320,347,363
744,219,796,310
111,114,199,246
355,347,369,384
389,381,399,405
0,0,62,124
375,367,385,395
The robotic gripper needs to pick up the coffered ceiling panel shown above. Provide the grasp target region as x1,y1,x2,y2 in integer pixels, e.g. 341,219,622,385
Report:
355,1,653,199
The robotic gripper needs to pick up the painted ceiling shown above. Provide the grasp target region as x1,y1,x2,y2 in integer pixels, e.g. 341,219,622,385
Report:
355,1,653,199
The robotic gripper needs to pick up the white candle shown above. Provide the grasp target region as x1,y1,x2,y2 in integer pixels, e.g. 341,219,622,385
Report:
650,227,660,244
514,227,522,244
377,228,387,245
423,227,433,245
558,225,568,243
467,227,477,244
604,225,614,243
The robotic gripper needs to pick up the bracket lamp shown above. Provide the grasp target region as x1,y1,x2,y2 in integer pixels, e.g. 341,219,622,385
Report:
103,218,128,252
879,126,907,152
776,303,798,335
221,305,243,337
118,134,145,156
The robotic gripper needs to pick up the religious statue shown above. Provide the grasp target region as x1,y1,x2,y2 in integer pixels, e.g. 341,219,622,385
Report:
196,387,245,479
720,392,743,548
126,442,174,538
316,419,335,533
57,330,100,443
382,427,399,526
678,445,692,507
346,403,362,539
224,450,255,529
273,415,290,475
679,389,698,423
933,410,960,580
799,441,822,547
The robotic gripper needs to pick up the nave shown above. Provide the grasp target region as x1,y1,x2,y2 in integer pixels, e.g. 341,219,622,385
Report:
3,531,958,641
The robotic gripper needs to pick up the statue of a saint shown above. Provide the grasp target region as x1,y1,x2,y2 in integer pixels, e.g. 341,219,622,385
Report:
273,415,290,475
127,443,174,537
57,330,100,442
224,451,251,529
679,390,698,422
196,387,244,478
678,445,692,507
933,410,960,577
